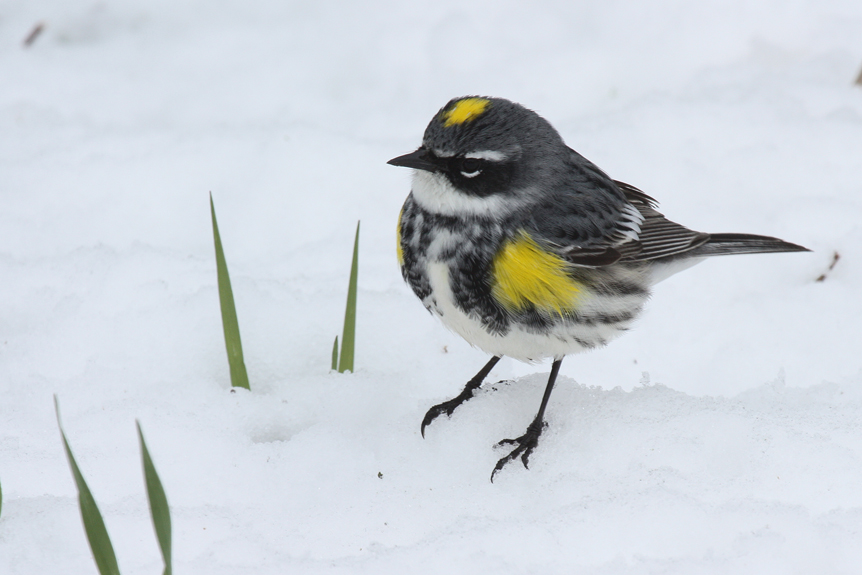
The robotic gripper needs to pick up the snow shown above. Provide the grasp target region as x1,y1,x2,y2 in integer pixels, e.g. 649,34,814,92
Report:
2,0,862,573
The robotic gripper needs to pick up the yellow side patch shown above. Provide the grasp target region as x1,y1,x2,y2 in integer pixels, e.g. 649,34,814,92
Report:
442,97,491,127
491,232,583,315
396,208,404,266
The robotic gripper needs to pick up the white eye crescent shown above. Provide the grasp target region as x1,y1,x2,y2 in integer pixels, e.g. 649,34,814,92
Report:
459,157,482,178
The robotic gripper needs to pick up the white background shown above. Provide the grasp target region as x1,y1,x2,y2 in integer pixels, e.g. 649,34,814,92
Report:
2,1,861,573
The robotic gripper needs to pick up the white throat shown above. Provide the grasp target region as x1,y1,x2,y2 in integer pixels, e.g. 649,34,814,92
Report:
410,170,520,217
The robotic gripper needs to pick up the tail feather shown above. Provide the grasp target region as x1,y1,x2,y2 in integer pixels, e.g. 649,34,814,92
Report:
690,233,810,257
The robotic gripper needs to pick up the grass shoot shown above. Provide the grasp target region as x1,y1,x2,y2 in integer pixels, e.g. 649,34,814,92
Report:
137,422,173,575
334,221,360,373
54,398,175,575
55,396,121,575
210,193,251,389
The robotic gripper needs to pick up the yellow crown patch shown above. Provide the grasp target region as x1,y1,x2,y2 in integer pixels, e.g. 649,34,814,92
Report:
491,232,584,316
442,98,491,127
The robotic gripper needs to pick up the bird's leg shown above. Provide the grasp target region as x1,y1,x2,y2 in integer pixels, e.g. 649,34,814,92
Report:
421,356,502,437
490,358,563,482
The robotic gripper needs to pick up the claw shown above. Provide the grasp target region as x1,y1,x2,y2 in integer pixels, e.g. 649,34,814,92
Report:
489,419,546,482
420,397,464,437
420,356,502,437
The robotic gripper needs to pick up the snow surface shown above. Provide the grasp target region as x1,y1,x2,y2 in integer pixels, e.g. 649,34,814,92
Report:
2,0,862,573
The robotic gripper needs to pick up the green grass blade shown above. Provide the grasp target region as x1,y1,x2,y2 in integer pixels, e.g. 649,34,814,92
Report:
337,221,360,373
54,396,121,575
136,422,172,575
331,336,339,371
210,193,250,389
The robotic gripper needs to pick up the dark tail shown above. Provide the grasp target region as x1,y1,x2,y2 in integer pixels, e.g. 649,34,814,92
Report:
690,233,810,257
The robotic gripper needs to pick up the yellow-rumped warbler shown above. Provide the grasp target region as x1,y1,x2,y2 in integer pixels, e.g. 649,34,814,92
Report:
388,96,808,481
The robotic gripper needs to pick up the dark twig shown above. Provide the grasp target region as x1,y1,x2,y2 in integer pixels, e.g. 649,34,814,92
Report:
815,251,840,282
23,22,45,47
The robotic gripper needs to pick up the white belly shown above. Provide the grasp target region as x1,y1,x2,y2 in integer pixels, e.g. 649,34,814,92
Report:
425,262,640,363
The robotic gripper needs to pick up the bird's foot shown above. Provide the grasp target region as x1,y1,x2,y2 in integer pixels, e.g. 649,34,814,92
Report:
421,356,502,438
490,418,548,482
420,386,477,437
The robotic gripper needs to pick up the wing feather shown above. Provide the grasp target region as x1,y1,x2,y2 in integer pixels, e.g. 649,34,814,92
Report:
614,181,709,262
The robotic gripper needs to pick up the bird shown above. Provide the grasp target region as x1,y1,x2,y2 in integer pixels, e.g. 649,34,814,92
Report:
388,96,809,481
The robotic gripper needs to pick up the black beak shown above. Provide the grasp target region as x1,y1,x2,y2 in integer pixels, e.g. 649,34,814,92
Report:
387,148,438,172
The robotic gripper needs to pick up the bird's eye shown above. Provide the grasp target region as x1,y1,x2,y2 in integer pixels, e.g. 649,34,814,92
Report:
459,158,482,178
